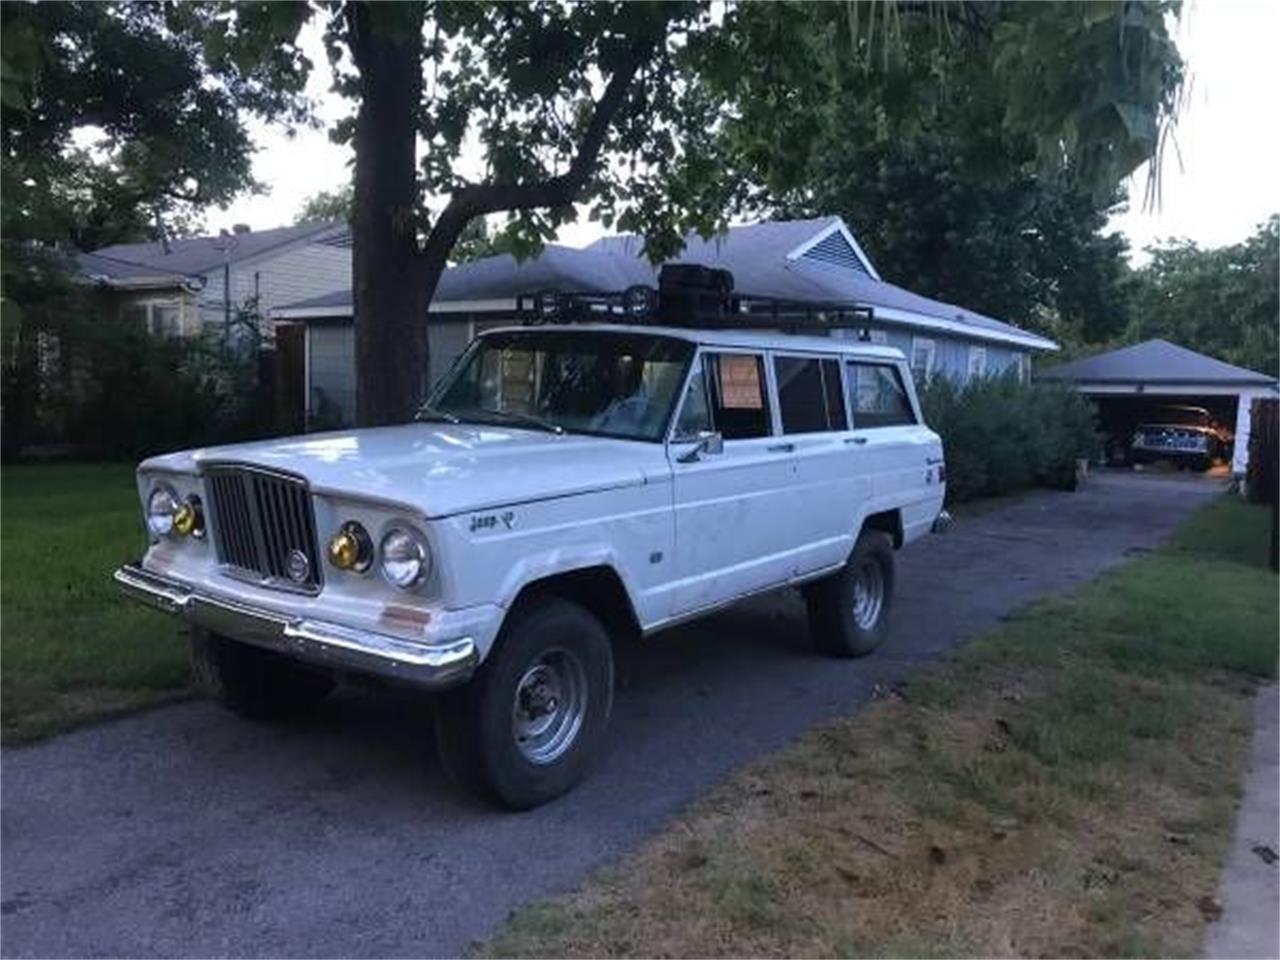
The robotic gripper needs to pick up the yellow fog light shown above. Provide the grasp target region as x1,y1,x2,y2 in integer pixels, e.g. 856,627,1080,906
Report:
172,497,204,538
328,522,372,572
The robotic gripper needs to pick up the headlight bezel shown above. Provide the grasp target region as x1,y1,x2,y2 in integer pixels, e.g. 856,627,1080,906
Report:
378,523,433,590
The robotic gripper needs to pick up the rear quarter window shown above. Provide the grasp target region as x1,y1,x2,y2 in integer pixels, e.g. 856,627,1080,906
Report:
847,361,916,428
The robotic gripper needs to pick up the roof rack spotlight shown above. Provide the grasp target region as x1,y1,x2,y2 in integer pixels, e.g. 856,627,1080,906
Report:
533,289,564,321
622,284,657,319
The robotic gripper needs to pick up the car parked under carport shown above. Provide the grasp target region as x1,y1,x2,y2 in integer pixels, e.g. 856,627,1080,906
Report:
1038,339,1279,476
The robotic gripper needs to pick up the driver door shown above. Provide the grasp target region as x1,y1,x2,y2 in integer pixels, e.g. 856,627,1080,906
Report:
666,350,795,617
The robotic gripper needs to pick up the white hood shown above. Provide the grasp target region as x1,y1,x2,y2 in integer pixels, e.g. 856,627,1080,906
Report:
140,423,669,518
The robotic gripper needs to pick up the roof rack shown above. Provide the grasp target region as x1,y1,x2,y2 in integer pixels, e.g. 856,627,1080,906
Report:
513,263,874,334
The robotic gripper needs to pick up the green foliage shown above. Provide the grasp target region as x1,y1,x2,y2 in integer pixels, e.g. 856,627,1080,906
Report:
707,2,1184,210
920,374,1101,503
1,1,311,252
2,281,272,460
66,326,269,459
297,185,353,224
1128,216,1279,378
2,1,315,452
743,2,1186,345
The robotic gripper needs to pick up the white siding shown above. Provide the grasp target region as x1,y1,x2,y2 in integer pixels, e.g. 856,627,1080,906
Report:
197,241,351,340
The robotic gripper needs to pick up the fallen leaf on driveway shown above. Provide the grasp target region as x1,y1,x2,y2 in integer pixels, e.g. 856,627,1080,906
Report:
1251,844,1278,866
1197,895,1223,922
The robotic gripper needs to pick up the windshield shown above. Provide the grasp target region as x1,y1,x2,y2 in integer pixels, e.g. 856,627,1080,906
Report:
426,330,695,442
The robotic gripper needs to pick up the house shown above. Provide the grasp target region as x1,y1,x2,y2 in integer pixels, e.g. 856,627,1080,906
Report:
78,221,351,342
1038,338,1280,475
272,216,1059,424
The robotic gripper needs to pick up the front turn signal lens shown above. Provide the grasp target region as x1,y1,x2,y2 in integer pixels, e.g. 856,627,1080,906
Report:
328,522,373,572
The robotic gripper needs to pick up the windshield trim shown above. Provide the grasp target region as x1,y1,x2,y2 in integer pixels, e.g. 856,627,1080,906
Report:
423,328,696,444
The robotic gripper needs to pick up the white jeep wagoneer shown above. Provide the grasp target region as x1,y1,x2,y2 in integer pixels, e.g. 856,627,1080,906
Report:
116,268,947,808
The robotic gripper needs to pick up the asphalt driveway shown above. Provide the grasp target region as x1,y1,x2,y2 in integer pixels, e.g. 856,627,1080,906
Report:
1,471,1221,958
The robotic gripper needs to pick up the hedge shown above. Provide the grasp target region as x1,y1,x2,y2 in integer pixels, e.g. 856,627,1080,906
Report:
919,373,1100,504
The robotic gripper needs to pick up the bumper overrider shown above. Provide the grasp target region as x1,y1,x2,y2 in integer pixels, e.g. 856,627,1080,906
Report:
113,563,478,689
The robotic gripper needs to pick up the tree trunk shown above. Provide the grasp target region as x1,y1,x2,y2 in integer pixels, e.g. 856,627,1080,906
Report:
348,2,426,427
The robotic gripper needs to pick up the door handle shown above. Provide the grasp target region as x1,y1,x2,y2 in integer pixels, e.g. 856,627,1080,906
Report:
767,442,795,453
845,436,868,445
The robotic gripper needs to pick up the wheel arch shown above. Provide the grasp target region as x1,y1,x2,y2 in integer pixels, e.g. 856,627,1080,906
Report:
504,564,642,646
861,508,903,549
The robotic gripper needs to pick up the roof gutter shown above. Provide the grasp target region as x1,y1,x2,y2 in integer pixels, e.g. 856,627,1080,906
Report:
872,305,1058,352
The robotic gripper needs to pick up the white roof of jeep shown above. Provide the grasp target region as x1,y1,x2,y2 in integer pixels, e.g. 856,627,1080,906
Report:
478,323,907,362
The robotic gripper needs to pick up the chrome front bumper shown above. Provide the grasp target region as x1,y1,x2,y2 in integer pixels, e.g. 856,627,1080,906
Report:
113,563,478,690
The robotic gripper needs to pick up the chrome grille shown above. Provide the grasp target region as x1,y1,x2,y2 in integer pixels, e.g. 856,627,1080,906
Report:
204,465,322,593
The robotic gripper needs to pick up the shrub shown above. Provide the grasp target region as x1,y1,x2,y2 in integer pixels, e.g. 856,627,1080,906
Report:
919,373,1100,504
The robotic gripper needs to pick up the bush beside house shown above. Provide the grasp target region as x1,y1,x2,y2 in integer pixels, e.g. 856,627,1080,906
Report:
921,373,1100,504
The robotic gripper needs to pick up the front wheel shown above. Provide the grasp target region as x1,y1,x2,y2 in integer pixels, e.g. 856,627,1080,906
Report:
804,529,896,657
434,595,614,809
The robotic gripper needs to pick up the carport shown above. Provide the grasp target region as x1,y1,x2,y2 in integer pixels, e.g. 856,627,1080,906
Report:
1038,339,1279,475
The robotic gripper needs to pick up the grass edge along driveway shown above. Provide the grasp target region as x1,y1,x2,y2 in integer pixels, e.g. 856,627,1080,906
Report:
1,463,191,743
481,494,1278,959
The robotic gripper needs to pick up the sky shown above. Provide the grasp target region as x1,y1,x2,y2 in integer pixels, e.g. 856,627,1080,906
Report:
215,0,1280,262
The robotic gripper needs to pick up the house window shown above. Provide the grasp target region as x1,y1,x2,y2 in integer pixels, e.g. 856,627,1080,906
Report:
910,337,935,383
968,345,987,380
151,304,182,338
859,328,888,345
126,300,185,338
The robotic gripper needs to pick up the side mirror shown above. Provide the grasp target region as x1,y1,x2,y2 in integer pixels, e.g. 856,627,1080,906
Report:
677,430,724,463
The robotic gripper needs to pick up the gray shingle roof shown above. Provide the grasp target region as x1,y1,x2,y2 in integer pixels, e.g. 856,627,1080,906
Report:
1038,339,1277,386
278,217,1056,350
81,221,348,280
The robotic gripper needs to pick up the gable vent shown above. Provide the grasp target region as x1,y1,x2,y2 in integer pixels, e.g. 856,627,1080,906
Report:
800,230,867,274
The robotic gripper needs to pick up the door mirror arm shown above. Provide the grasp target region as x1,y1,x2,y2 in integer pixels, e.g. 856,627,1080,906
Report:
676,430,724,463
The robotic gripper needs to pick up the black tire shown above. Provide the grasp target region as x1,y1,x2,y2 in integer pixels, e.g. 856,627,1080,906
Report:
190,628,334,721
433,594,614,810
804,529,895,657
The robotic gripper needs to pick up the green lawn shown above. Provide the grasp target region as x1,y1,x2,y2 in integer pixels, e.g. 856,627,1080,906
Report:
482,494,1278,958
1,462,191,742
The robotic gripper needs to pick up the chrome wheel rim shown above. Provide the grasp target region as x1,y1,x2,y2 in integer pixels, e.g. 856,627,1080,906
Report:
851,559,884,631
511,647,588,765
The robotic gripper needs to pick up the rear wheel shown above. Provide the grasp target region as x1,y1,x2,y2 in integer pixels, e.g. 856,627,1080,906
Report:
190,628,334,721
804,530,895,657
434,595,614,809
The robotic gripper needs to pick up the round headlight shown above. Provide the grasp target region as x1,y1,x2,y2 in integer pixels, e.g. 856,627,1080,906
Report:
328,521,373,572
146,484,179,538
379,526,431,589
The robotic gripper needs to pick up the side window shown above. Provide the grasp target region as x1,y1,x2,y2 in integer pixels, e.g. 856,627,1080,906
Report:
673,363,712,439
708,352,770,440
847,362,916,429
775,356,826,433
774,356,847,433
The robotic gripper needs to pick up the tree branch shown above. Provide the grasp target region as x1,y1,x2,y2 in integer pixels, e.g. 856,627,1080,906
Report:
420,37,657,271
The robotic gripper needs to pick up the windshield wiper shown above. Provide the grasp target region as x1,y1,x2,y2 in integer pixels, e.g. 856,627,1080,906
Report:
473,407,565,435
414,404,460,424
